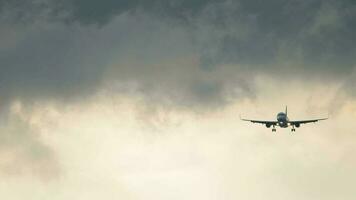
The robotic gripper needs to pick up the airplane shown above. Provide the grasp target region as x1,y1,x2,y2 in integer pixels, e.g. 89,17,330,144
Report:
240,106,328,132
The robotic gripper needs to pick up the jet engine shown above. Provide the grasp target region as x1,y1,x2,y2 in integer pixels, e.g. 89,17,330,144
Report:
295,123,300,128
266,123,272,128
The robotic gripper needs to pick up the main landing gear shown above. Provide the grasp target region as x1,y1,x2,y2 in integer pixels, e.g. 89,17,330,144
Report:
272,125,276,132
291,125,296,132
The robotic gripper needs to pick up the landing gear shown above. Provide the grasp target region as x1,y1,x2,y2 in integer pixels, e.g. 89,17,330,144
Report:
272,125,276,132
291,125,296,132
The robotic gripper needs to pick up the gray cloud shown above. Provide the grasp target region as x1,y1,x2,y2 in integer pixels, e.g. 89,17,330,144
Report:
1,0,355,183
0,0,356,184
52,0,215,24
0,0,355,107
47,0,356,73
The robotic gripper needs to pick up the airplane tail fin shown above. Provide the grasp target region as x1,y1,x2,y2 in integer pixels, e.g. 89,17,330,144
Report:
285,106,288,116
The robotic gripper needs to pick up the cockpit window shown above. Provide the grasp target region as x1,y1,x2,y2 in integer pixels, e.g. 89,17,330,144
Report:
277,112,286,119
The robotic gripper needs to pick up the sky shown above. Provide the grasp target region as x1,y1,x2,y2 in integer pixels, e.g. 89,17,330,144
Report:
0,0,356,199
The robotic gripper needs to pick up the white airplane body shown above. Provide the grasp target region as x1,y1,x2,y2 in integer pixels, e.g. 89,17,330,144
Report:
241,107,327,132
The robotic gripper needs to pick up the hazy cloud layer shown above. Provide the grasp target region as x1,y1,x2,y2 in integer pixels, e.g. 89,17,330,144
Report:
0,102,60,180
1,91,355,200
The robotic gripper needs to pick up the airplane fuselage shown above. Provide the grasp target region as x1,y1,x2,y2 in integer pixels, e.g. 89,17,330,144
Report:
277,112,289,128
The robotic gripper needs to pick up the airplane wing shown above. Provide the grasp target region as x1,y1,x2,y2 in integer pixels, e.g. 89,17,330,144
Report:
240,116,278,126
289,117,328,125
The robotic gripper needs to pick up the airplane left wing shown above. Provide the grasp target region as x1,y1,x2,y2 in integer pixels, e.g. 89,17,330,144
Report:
289,117,328,125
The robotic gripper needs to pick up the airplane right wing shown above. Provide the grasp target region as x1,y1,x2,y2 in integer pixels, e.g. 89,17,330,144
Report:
240,116,278,126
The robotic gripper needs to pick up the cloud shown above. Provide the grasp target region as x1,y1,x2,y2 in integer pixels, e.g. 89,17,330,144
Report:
0,101,60,180
51,0,216,24
1,0,355,188
55,0,356,73
1,92,355,199
0,0,354,110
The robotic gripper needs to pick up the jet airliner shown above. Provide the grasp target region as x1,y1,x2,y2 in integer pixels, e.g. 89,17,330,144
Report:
241,107,328,132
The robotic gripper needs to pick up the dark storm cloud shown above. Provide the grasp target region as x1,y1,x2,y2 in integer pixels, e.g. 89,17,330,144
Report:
0,0,355,105
48,0,356,72
52,0,215,24
197,0,356,74
0,24,110,105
